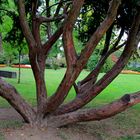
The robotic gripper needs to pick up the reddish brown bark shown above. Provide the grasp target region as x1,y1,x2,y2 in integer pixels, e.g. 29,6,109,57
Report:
1,0,140,128
45,0,85,113
46,0,122,114
0,78,36,124
48,91,140,127
79,28,125,86
43,26,64,55
77,0,121,70
18,0,36,48
54,11,140,115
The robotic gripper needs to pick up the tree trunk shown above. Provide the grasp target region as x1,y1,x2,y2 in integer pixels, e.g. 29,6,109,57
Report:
0,33,2,52
0,0,138,129
18,49,21,84
29,48,47,118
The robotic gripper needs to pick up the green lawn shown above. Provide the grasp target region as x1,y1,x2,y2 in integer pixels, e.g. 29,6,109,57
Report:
0,67,140,109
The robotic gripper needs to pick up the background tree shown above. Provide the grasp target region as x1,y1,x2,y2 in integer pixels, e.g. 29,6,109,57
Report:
77,0,140,73
0,0,140,128
0,0,28,83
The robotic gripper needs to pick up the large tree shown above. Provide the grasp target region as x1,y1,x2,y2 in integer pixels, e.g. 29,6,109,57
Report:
0,0,140,128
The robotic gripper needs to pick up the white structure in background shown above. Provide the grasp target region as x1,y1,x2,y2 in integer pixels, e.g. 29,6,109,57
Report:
57,46,64,59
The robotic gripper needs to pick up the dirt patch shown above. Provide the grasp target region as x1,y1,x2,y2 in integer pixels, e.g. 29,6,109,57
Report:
3,127,62,140
3,126,97,140
0,108,140,140
0,108,22,121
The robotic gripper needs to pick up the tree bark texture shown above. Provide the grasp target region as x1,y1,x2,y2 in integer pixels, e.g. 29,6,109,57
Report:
0,0,140,128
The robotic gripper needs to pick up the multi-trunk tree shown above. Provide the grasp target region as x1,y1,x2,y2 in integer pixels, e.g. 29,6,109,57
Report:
0,0,140,128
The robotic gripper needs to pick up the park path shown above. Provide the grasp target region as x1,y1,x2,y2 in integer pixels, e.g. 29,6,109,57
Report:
0,108,22,121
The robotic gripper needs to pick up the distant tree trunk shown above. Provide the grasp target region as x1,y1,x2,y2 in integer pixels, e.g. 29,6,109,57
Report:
18,49,21,84
0,33,2,53
0,0,140,128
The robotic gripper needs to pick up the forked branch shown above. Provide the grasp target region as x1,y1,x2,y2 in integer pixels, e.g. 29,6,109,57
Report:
53,11,140,115
43,26,64,55
45,0,122,114
79,28,125,86
77,0,122,70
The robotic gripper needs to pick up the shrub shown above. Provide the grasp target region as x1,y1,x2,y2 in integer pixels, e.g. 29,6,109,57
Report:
87,54,99,71
87,55,114,73
0,53,6,64
21,57,30,64
133,67,140,72
46,57,66,70
126,66,140,72
101,58,114,73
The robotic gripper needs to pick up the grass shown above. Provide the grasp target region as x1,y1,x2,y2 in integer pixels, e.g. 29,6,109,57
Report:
0,67,140,109
0,67,140,139
0,120,23,129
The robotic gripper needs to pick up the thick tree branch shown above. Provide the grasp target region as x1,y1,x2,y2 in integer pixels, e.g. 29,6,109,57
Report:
44,0,84,114
77,41,126,94
45,0,52,39
111,28,125,50
101,23,114,56
29,49,47,117
32,1,42,47
43,26,63,55
79,28,125,86
73,82,79,95
18,0,48,119
45,0,121,114
76,0,122,70
53,11,140,115
32,0,38,17
48,91,140,127
18,0,36,48
32,21,42,47
37,15,66,24
94,13,140,93
63,0,85,68
54,0,64,17
0,78,36,124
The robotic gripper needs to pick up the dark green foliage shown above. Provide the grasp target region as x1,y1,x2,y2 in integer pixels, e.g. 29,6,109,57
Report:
77,0,140,43
0,52,6,64
87,54,99,71
87,54,114,73
101,58,114,73
4,15,24,46
0,0,8,24
77,0,109,42
126,66,140,72
133,67,140,72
